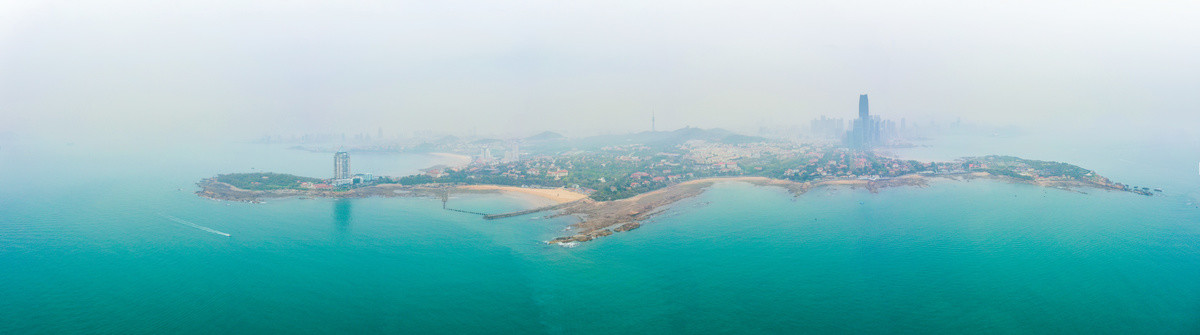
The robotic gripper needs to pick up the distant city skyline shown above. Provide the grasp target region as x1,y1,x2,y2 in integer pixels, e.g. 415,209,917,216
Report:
2,1,1198,143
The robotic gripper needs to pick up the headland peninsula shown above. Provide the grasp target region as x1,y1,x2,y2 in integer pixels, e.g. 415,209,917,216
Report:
199,128,1158,245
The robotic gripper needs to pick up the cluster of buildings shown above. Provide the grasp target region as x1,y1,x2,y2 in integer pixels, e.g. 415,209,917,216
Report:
810,116,845,140
626,170,685,188
776,149,933,180
681,140,798,166
447,155,571,181
476,142,522,164
811,94,903,149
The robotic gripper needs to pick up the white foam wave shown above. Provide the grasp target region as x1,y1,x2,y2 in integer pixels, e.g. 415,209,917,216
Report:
159,214,231,237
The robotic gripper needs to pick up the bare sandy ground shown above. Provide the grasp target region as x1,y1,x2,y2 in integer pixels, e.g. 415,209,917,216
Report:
456,185,589,204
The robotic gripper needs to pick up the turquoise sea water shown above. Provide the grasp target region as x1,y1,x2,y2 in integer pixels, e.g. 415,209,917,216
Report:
2,137,1200,334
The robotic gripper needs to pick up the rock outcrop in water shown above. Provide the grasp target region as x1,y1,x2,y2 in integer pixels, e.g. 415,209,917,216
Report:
613,222,641,232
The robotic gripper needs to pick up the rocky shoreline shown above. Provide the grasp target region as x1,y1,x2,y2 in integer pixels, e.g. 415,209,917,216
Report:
542,173,1146,245
195,178,450,202
196,171,1149,245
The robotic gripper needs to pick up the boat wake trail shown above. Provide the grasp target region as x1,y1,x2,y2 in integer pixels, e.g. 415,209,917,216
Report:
159,214,231,237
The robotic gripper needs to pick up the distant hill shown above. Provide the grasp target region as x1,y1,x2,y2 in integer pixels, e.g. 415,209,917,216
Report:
612,127,768,146
535,127,769,152
489,127,771,155
525,131,566,141
471,138,504,145
657,127,763,144
405,135,464,152
432,135,461,145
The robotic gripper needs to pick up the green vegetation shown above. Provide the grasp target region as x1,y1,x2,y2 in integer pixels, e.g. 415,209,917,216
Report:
969,155,1094,179
1015,159,1092,179
375,146,1114,201
394,174,436,185
388,142,947,201
978,168,1034,181
216,173,323,190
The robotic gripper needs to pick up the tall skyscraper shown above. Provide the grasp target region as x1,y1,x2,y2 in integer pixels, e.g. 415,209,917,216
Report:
858,94,869,120
847,94,883,149
334,151,350,179
652,112,656,132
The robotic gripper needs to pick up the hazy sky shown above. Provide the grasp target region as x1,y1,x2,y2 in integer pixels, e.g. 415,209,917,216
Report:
1,0,1198,141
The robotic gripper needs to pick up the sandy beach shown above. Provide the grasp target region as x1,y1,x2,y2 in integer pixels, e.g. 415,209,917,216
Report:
456,185,590,204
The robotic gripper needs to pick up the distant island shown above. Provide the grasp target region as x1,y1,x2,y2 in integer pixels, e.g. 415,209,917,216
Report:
210,93,1160,245
198,129,1156,245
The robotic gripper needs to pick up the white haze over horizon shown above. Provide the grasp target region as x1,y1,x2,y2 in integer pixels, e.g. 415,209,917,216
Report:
1,0,1198,144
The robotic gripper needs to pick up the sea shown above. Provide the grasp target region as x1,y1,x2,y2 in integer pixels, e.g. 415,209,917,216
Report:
2,132,1199,334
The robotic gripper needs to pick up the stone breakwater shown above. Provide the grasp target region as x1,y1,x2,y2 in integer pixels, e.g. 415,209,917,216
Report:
541,173,1146,245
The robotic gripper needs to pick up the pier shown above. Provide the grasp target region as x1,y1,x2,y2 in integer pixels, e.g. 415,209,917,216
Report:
439,187,579,219
444,207,490,216
438,189,491,216
483,202,573,220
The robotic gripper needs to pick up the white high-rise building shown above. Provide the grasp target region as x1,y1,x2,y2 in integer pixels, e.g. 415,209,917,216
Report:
502,142,520,163
334,151,350,179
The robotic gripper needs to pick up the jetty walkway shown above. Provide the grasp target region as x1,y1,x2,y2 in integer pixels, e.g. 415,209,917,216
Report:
439,188,579,219
483,202,574,220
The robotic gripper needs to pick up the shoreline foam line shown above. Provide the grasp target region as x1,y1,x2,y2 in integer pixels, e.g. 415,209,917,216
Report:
159,214,231,237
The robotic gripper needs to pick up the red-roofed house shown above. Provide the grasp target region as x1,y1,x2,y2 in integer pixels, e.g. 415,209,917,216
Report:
547,169,569,178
